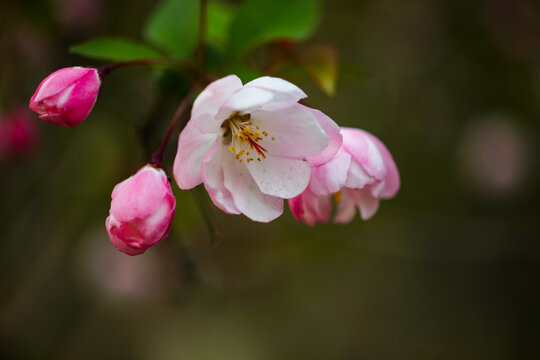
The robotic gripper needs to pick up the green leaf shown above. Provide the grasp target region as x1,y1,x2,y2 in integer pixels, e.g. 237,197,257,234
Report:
220,63,264,83
300,44,338,96
70,37,163,62
228,0,321,56
207,1,235,48
143,0,200,59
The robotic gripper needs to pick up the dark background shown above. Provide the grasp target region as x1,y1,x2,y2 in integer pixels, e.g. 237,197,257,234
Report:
1,0,539,359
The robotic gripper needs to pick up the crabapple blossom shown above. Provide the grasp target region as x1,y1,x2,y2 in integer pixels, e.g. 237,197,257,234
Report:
173,75,341,222
29,66,101,126
289,127,400,225
106,165,176,256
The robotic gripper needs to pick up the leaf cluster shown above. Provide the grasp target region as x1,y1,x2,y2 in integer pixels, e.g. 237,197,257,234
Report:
70,0,341,95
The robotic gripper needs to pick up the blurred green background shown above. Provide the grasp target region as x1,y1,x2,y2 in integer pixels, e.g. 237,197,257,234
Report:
1,0,539,359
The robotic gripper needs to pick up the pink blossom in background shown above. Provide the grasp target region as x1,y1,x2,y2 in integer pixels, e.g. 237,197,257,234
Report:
29,66,101,126
173,75,341,222
290,127,400,225
457,115,531,198
80,229,172,303
0,109,38,160
106,165,176,256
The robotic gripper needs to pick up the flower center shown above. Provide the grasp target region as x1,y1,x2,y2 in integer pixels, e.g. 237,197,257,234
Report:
221,112,275,163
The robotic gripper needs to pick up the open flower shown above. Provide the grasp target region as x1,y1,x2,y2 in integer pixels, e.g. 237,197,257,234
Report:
289,127,400,225
173,75,340,222
106,165,176,256
29,66,101,126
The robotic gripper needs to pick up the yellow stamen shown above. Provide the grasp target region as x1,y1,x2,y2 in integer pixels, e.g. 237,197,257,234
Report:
221,112,273,164
334,191,342,204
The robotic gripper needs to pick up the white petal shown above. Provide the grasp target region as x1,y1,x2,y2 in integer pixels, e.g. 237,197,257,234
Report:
202,141,240,214
222,153,283,222
244,76,306,111
246,156,311,199
191,75,243,119
216,87,274,119
250,104,328,159
173,122,217,189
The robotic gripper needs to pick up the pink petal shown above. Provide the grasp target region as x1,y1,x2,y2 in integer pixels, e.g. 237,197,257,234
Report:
341,128,386,181
303,106,342,166
106,166,175,256
191,75,243,119
202,141,241,214
173,120,218,189
365,132,400,198
30,67,94,103
309,151,351,195
344,158,376,189
350,188,380,220
300,189,332,226
111,167,169,222
246,155,311,199
333,189,357,224
106,216,147,256
30,67,100,126
250,104,328,159
138,199,175,243
222,152,283,222
288,196,304,222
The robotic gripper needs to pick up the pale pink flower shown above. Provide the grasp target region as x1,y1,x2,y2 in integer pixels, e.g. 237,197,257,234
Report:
173,75,341,222
29,66,101,126
106,165,176,256
290,127,400,225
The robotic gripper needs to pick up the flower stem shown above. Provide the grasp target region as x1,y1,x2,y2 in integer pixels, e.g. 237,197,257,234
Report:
98,58,196,78
193,186,222,245
150,85,199,165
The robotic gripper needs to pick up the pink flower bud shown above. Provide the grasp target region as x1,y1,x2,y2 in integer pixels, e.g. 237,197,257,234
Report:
106,165,176,256
29,66,101,126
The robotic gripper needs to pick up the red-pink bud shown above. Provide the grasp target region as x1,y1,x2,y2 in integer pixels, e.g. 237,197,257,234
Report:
106,165,176,256
29,66,101,126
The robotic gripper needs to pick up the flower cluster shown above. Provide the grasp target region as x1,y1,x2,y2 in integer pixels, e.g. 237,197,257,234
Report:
30,68,399,255
174,75,399,224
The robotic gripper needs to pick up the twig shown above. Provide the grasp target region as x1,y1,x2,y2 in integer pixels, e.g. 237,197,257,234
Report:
98,58,196,78
150,85,199,164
